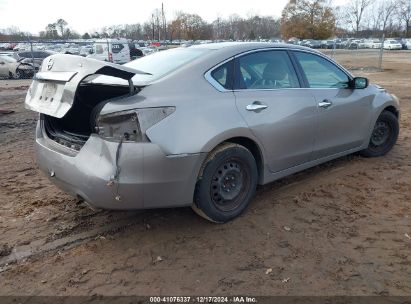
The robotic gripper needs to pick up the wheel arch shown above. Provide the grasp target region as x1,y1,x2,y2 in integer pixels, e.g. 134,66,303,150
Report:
364,101,400,148
200,136,265,184
382,105,399,118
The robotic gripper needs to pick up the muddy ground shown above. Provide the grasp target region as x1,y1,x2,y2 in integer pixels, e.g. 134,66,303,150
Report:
0,51,410,296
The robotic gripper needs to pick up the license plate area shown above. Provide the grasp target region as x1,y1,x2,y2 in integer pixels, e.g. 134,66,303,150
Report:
40,82,58,104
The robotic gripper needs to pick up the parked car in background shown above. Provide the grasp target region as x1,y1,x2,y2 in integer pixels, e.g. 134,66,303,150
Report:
139,47,158,56
63,44,80,55
0,43,16,50
129,43,144,60
0,51,14,57
88,38,130,64
301,39,322,48
347,40,360,49
0,55,34,79
406,39,411,50
320,40,335,49
13,43,30,51
384,40,402,50
371,40,382,49
79,46,93,57
12,50,56,70
25,42,400,223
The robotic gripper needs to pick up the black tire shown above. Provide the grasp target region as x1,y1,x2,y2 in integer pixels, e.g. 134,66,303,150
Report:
11,70,22,79
360,111,399,157
192,143,258,223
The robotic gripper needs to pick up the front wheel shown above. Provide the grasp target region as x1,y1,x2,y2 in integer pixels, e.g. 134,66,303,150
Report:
360,111,399,157
192,143,258,223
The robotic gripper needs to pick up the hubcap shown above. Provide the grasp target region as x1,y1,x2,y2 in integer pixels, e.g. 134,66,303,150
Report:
210,159,249,212
371,121,390,147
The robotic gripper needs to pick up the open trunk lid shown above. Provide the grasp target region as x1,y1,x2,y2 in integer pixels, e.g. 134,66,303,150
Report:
25,54,148,118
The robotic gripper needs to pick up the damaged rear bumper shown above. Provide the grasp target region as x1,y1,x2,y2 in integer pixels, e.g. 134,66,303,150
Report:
35,122,206,210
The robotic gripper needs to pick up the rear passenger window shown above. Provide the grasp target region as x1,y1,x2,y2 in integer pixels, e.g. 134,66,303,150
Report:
235,50,300,90
211,60,234,90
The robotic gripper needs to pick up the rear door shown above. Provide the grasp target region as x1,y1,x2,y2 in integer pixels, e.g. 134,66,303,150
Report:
233,49,317,172
111,43,129,64
292,51,373,159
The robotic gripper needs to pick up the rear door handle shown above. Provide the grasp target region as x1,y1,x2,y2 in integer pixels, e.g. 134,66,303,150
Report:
246,102,268,112
318,99,333,109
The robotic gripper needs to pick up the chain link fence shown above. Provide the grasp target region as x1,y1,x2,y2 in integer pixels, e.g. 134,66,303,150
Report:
0,39,407,81
321,48,385,72
0,40,165,80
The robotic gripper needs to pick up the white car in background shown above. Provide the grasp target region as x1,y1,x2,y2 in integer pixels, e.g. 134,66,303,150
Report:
368,40,382,49
384,40,402,50
87,38,130,64
0,55,34,79
363,39,374,48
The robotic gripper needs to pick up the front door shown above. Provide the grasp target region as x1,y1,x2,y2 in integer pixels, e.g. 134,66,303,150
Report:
292,51,373,159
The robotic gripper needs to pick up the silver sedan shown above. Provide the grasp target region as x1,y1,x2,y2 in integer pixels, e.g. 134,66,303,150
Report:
25,43,400,222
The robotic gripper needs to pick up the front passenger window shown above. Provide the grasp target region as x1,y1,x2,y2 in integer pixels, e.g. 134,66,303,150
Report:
294,52,350,89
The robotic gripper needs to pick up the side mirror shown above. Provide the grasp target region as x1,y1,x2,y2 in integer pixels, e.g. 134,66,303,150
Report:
352,77,368,89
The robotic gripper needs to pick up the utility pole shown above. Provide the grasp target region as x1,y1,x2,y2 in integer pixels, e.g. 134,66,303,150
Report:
152,14,155,41
162,3,167,43
378,33,385,71
157,10,160,41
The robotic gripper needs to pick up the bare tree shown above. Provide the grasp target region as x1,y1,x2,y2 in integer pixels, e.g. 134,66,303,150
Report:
345,0,371,36
397,0,411,37
56,19,68,38
377,0,397,33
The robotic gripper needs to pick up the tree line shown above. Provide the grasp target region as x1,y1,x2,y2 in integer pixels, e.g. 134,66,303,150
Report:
1,0,411,42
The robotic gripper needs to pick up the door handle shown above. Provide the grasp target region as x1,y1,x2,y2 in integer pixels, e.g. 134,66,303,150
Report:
318,99,332,109
246,102,268,112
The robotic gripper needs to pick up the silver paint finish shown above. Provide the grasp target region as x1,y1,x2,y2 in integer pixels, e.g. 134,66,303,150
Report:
36,120,206,209
25,54,148,118
29,43,400,209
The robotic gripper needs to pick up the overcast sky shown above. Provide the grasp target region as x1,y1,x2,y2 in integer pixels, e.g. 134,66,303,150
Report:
0,0,348,34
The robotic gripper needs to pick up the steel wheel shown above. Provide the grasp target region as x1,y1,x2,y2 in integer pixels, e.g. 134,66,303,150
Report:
193,143,258,223
360,110,399,157
210,158,251,212
370,121,390,148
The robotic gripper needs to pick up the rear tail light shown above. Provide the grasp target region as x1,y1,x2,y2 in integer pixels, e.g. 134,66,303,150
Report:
108,52,113,62
96,107,175,142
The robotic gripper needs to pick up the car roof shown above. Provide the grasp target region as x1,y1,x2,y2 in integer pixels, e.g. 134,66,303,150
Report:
190,41,316,53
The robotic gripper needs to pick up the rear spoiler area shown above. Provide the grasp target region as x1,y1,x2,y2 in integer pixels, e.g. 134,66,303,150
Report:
25,54,149,118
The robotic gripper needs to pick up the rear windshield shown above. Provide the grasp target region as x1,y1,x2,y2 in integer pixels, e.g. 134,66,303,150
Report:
125,47,210,82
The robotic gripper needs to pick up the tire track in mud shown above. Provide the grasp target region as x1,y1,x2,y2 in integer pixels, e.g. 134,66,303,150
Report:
0,213,141,271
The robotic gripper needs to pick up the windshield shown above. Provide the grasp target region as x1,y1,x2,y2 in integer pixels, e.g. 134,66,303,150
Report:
125,47,210,82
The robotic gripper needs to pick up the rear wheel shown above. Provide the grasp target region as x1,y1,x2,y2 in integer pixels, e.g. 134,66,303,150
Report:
192,143,258,223
360,111,399,157
11,70,22,79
